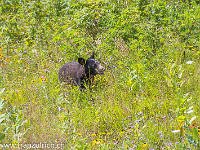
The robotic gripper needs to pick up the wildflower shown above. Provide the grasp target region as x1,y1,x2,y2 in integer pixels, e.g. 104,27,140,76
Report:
0,54,3,58
3,97,7,100
177,116,185,122
143,143,148,147
32,101,37,104
186,61,193,64
102,132,110,135
32,80,36,82
189,121,197,128
114,141,119,144
162,116,166,119
165,143,172,146
135,119,140,123
171,130,180,133
93,139,103,145
138,112,142,115
39,76,46,82
133,145,137,148
15,94,21,97
128,129,134,132
158,131,162,135
45,69,51,73
58,107,63,111
198,127,200,135
188,46,193,48
131,141,134,144
92,133,97,136
140,137,143,140
120,130,125,134
0,47,3,51
14,135,17,138
76,133,81,136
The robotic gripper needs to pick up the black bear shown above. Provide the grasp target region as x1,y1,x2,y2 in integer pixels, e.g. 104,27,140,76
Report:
59,52,105,89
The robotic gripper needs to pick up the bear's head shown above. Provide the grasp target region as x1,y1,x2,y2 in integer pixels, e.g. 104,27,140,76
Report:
78,52,105,78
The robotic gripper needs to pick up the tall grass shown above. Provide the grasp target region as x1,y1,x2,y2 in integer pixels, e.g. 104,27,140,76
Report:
0,0,200,149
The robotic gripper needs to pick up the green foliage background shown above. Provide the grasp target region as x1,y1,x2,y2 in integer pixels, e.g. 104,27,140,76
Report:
0,0,200,149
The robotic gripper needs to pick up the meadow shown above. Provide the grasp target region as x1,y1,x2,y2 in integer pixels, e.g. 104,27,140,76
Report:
0,0,200,149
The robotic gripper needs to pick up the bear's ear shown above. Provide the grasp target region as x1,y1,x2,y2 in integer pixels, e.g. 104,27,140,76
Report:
78,58,85,65
90,51,95,59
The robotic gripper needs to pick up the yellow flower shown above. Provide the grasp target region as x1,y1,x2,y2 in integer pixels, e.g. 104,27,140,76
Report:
120,130,125,134
0,54,3,58
127,80,133,85
95,117,100,123
93,139,103,145
102,132,110,135
143,143,148,147
0,47,3,51
15,94,21,97
92,133,97,136
188,46,193,48
39,77,46,82
32,80,36,82
3,97,7,100
177,116,185,122
141,93,146,96
24,41,29,46
76,133,81,136
128,129,134,132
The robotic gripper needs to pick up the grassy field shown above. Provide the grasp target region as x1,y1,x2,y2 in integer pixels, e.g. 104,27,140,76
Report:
0,0,200,149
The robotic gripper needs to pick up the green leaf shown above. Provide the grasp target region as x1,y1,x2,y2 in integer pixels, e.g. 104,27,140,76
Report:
0,88,5,95
0,132,5,141
163,76,173,87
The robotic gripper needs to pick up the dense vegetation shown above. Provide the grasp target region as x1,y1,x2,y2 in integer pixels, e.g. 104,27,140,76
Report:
0,0,200,149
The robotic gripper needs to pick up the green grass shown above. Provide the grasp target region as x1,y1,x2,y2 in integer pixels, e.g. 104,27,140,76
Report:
0,0,200,149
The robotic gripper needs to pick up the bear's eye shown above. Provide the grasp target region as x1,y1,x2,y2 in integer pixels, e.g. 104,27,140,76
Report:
93,63,97,68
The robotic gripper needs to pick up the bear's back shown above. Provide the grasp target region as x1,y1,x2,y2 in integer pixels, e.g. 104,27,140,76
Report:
59,62,85,85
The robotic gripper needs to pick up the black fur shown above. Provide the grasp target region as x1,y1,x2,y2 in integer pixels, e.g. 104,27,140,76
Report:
59,52,104,89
